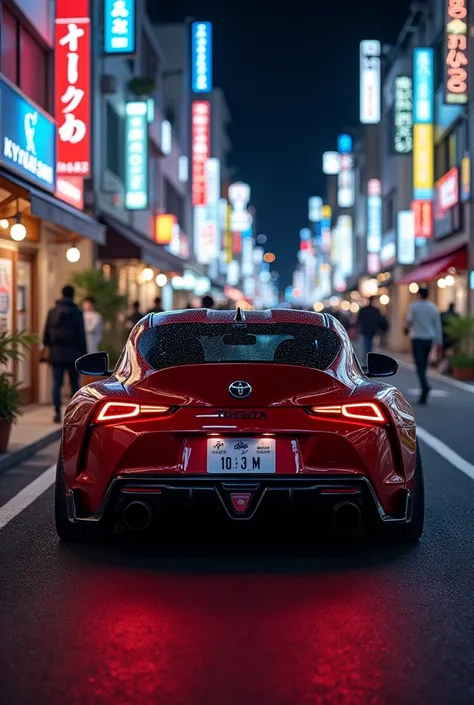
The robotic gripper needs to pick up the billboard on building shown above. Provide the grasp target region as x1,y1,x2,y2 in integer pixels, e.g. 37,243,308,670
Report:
55,0,91,177
444,0,468,104
367,178,382,255
360,40,381,124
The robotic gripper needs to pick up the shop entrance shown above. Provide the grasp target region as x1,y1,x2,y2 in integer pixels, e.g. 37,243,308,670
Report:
0,247,38,404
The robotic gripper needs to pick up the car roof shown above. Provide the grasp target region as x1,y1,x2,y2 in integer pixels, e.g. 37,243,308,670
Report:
150,308,330,328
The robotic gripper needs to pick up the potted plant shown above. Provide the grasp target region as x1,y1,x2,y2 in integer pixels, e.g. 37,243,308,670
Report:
127,76,157,99
0,330,37,453
443,315,474,380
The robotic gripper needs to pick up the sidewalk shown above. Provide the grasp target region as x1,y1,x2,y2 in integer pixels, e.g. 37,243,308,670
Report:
0,405,61,475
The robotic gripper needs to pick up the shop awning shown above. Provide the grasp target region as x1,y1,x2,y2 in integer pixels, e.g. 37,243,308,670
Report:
0,168,106,244
30,190,106,244
98,215,184,274
398,246,467,284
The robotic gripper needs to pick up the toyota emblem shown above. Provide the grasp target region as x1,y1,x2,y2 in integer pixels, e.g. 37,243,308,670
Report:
228,381,252,399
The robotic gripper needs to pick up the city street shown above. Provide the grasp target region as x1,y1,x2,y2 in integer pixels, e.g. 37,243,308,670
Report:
1,363,474,705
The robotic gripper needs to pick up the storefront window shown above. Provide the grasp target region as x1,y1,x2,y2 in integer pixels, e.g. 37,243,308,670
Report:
19,27,47,110
1,6,19,84
0,8,49,111
448,133,457,169
106,103,124,179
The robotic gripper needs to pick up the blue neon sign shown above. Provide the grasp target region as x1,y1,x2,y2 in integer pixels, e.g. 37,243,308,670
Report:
125,102,148,210
104,0,136,55
0,77,55,192
192,22,212,93
413,48,434,124
338,134,352,154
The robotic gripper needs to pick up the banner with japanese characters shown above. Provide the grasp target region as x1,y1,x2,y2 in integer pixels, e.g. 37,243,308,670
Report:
104,0,136,55
55,0,91,177
444,0,468,104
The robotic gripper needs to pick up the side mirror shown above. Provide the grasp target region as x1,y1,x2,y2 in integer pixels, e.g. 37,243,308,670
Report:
75,351,111,377
366,352,398,378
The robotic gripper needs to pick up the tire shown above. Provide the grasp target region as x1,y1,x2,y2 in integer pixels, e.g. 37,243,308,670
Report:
54,454,109,543
373,442,425,543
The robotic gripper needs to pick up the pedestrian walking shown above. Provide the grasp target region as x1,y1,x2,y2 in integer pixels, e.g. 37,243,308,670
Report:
201,294,215,309
357,297,385,357
82,296,103,353
125,301,143,331
147,296,163,314
42,285,87,423
404,287,443,405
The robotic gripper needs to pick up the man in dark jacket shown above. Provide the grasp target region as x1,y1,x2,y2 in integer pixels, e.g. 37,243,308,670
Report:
357,297,385,358
43,285,87,423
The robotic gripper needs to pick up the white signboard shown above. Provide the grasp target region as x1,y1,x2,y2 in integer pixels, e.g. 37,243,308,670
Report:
360,40,381,124
397,210,415,265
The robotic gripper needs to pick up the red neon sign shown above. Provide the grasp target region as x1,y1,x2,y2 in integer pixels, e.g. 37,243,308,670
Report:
55,0,91,177
191,101,210,206
436,167,459,214
412,200,433,238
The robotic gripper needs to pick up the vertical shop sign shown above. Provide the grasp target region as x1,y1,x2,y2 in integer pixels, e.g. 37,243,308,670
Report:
394,76,413,154
55,0,91,177
191,101,211,206
104,0,136,55
444,0,468,104
191,22,213,93
124,101,148,209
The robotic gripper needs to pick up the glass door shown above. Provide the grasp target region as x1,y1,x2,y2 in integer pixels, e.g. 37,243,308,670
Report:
16,254,37,404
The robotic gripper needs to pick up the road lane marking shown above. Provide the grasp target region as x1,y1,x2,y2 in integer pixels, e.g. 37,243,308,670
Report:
0,464,55,530
408,389,449,397
417,427,474,481
398,359,474,393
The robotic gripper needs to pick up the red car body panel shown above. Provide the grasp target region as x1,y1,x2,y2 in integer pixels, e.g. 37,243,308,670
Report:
61,309,416,524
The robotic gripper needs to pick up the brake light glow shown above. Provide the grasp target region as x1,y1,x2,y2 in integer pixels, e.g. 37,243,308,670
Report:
310,402,386,423
95,402,171,423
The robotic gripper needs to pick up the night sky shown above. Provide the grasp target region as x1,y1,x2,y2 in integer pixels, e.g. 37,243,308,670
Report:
151,0,411,287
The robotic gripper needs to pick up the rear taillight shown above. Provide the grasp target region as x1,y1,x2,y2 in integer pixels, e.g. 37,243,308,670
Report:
310,402,386,423
94,402,171,423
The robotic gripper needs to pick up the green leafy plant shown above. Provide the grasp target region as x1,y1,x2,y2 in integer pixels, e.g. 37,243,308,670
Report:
443,315,474,368
71,269,129,364
127,76,157,98
0,330,38,421
71,269,128,326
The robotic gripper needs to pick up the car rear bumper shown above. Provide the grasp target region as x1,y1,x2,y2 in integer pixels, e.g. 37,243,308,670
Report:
66,474,413,526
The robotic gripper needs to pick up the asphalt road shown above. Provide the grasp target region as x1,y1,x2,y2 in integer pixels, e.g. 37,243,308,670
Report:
1,361,474,705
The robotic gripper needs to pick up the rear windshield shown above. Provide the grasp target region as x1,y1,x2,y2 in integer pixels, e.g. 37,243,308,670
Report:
137,323,342,371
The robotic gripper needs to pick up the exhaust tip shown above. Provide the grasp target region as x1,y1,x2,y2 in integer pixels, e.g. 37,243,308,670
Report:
123,501,152,531
333,501,361,530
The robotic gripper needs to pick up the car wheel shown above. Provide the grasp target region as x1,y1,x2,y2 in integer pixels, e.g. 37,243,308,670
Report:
373,442,425,544
54,454,109,543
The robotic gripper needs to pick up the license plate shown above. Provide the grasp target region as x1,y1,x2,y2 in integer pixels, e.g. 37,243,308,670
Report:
207,438,276,474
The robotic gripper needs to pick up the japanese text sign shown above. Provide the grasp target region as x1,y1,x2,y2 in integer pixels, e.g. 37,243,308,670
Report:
104,0,136,55
192,22,212,93
55,0,91,177
394,76,413,154
125,102,148,210
436,167,459,213
412,200,433,238
413,48,434,124
445,0,468,104
192,101,210,206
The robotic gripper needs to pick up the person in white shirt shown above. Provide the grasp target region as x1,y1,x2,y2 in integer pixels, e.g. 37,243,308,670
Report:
404,287,443,404
82,297,103,354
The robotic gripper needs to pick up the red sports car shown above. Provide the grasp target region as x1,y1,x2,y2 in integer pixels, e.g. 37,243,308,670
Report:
55,308,424,543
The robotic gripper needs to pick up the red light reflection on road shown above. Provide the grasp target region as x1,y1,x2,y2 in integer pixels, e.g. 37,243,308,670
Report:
58,567,417,705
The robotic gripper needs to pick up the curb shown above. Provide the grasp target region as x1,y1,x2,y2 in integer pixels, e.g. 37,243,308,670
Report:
0,428,62,476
